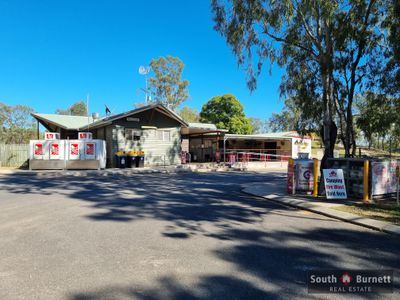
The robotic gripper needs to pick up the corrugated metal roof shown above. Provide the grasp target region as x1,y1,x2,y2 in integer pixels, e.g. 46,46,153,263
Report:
32,113,96,130
188,123,217,130
32,103,188,131
225,131,309,140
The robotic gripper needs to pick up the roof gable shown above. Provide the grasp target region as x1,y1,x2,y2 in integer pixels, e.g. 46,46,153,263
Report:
31,103,188,131
31,113,95,130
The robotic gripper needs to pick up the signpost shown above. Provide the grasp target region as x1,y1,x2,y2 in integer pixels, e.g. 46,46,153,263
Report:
287,158,295,194
323,169,347,199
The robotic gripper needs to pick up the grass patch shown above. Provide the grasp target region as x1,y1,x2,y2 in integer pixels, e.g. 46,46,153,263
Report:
333,201,400,225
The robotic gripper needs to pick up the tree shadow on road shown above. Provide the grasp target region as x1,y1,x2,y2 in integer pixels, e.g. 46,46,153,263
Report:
1,172,399,299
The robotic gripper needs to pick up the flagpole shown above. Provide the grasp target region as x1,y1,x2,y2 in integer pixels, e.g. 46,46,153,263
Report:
87,94,90,132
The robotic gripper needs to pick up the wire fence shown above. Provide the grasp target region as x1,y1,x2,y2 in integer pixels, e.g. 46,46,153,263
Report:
0,143,30,167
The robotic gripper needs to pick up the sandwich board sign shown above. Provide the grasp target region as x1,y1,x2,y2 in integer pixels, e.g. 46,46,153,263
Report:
323,169,347,199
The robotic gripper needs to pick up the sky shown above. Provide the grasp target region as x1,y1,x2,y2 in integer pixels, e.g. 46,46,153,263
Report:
0,0,284,120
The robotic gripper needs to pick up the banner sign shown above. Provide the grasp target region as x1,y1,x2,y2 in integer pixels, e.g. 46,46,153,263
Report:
45,132,60,140
50,143,60,159
78,132,92,140
296,160,314,191
323,169,347,199
371,160,400,196
69,143,80,160
34,143,43,159
85,142,95,159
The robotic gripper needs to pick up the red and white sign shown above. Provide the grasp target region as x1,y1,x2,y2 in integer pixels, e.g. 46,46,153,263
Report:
85,142,95,159
50,143,60,159
45,132,60,140
69,143,80,159
323,169,347,199
78,132,92,140
34,143,43,159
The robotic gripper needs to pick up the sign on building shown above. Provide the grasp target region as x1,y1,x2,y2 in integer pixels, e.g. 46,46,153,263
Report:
323,169,347,199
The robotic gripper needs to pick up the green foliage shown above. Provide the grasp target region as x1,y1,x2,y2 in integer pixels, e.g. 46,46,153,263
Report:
56,101,87,116
212,0,394,158
149,56,189,110
249,117,268,134
0,103,36,144
178,107,200,123
268,97,320,134
356,92,399,149
200,94,252,134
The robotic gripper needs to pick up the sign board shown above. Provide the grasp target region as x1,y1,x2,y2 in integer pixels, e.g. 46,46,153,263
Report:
296,160,314,191
371,160,400,196
69,142,80,160
78,132,92,140
45,132,60,140
126,117,140,122
323,169,347,199
50,142,60,159
34,142,44,159
85,142,96,159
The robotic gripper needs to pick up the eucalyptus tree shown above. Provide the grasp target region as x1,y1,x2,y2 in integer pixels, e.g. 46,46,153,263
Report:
149,56,189,110
212,0,390,164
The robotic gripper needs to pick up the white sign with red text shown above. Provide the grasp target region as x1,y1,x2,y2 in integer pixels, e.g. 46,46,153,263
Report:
323,169,347,199
85,142,96,159
78,132,92,140
69,142,80,160
50,142,60,159
45,132,60,140
33,142,44,159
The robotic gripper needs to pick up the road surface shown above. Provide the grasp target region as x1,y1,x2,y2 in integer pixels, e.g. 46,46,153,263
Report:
0,171,398,299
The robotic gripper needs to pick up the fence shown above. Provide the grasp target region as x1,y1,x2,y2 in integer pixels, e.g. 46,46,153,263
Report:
224,150,291,163
0,143,30,168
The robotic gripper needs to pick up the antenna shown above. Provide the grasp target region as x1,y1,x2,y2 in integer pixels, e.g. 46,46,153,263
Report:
138,65,151,104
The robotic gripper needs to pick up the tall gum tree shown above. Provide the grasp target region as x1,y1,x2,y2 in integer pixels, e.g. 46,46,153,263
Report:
211,0,389,166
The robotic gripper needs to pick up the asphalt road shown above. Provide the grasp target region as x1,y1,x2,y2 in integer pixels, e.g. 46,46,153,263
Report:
0,171,399,300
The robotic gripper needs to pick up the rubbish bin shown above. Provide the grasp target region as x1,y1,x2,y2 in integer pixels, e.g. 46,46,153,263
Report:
127,151,137,168
115,151,127,168
136,151,145,168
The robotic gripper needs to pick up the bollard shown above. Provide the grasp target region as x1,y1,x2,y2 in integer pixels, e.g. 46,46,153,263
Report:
363,160,369,202
313,158,319,197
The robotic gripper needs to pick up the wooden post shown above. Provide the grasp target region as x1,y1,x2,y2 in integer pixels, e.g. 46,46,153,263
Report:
313,158,319,197
363,160,369,202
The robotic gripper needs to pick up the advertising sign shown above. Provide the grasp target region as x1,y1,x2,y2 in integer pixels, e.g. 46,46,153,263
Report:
371,160,400,196
78,132,92,140
69,142,80,160
34,143,43,159
50,142,60,159
85,142,96,159
323,169,347,199
45,132,60,140
296,160,314,191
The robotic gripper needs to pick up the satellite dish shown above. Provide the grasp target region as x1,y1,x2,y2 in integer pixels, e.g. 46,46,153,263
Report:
139,66,150,75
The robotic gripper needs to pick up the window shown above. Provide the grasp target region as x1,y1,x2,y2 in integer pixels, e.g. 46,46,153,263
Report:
157,130,171,142
125,129,141,141
144,129,156,138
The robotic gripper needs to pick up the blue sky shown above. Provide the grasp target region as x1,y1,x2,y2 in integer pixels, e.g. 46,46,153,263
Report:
0,0,284,120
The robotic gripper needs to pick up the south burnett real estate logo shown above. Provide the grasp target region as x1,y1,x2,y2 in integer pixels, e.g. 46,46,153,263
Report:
308,270,393,293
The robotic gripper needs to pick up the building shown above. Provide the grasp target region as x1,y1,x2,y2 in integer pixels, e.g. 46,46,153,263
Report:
32,104,312,168
32,104,187,167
